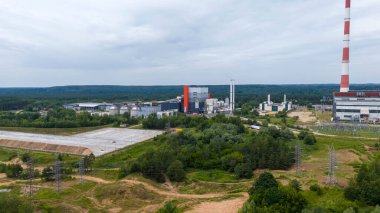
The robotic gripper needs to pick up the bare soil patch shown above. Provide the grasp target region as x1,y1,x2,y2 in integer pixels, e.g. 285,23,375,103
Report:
186,194,249,213
289,111,316,123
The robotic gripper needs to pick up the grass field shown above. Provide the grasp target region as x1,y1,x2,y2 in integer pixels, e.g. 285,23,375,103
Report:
0,125,110,136
0,147,81,166
93,138,159,169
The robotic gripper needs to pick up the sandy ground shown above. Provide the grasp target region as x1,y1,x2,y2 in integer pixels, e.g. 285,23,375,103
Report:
186,194,249,213
72,175,248,213
0,173,6,179
289,111,316,123
0,128,164,156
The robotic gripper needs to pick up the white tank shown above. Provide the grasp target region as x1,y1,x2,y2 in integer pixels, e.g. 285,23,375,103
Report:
109,105,120,115
120,105,129,115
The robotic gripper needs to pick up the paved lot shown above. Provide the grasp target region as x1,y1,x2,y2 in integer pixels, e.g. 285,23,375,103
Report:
0,128,164,156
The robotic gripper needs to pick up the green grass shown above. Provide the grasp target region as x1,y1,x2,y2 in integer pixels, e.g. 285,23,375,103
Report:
0,147,81,166
302,187,363,212
93,139,159,169
315,135,376,152
0,125,110,136
88,169,119,181
0,148,18,161
187,169,239,183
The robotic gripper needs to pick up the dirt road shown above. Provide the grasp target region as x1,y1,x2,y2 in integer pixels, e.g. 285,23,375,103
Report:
76,175,248,212
187,194,249,213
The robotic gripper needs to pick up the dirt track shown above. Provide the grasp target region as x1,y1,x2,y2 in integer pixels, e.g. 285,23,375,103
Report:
75,175,248,212
187,194,249,213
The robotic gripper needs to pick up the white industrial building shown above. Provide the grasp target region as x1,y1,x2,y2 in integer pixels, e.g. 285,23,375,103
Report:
333,92,380,122
259,94,292,115
63,103,113,112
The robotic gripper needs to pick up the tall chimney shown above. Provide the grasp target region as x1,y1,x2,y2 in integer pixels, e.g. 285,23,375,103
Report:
268,94,271,104
284,94,287,103
230,80,233,111
232,80,235,111
340,0,351,92
184,85,189,113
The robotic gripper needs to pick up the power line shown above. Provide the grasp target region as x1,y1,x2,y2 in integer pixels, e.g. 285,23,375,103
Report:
79,157,85,184
54,155,62,192
327,144,337,186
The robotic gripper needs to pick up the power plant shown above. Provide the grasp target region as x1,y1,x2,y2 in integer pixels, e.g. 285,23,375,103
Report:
259,94,292,115
333,0,380,122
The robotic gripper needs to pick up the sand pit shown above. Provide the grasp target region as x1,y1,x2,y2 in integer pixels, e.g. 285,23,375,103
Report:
289,111,316,123
0,128,164,156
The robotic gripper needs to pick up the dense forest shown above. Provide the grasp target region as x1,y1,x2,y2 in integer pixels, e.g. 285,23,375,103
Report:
121,115,297,182
1,84,380,111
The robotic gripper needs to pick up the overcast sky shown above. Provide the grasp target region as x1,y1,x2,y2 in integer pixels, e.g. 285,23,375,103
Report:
0,0,379,87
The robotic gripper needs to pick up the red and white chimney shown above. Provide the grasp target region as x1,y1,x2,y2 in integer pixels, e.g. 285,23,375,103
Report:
340,0,351,92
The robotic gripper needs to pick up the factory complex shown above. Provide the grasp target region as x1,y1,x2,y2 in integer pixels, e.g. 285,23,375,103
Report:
259,94,292,115
333,0,380,122
64,80,236,118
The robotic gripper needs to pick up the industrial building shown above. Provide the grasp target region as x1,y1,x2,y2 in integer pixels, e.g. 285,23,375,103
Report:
182,81,234,115
183,86,209,114
64,80,235,118
63,103,112,112
259,94,292,115
333,0,380,122
130,101,180,118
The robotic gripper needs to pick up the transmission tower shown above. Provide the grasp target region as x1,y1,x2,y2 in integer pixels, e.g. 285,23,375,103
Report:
54,155,62,192
79,157,85,183
327,144,337,186
294,142,303,175
26,158,34,198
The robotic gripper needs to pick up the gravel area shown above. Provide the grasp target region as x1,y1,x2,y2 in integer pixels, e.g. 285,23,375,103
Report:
0,128,164,156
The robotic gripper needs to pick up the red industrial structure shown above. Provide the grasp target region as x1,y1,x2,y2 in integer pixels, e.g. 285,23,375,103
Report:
333,0,380,122
183,85,189,113
340,0,351,92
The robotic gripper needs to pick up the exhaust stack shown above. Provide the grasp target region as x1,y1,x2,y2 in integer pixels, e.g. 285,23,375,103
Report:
230,80,235,111
340,0,351,92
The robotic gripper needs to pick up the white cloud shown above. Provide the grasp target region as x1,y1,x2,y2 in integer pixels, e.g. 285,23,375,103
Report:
0,0,379,86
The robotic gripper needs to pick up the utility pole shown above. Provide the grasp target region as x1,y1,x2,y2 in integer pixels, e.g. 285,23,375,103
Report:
54,155,62,192
79,157,85,183
327,144,337,186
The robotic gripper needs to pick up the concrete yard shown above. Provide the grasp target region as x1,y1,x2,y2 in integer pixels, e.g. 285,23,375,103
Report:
0,128,164,156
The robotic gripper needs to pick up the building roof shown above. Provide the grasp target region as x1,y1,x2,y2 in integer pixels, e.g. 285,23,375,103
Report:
334,91,380,98
77,103,112,108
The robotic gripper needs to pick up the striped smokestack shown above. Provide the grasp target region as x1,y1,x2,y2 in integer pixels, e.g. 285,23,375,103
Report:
340,0,351,92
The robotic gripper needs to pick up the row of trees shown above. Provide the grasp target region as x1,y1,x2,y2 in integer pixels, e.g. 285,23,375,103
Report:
0,108,137,128
143,114,246,133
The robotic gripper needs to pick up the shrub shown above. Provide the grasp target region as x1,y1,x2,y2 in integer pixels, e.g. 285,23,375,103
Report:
289,179,301,191
167,160,186,182
157,201,180,213
304,134,317,145
6,164,23,178
234,163,253,179
310,184,323,196
298,130,309,140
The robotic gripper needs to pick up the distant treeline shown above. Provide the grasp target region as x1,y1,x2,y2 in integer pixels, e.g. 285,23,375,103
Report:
0,109,137,128
1,84,380,110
